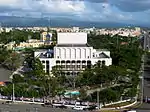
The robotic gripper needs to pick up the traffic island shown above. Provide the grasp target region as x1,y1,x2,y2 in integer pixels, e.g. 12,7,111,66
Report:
103,101,133,108
99,100,137,112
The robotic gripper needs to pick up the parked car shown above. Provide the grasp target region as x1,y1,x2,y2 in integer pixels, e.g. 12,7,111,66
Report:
127,110,136,112
84,105,98,111
73,106,84,110
5,101,13,104
52,103,67,108
122,110,136,112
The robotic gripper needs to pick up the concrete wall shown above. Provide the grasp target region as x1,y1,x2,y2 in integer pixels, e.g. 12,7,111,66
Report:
54,47,93,59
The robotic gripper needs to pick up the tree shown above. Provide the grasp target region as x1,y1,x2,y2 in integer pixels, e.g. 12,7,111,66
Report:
31,58,44,77
99,88,118,104
76,68,95,86
79,88,87,100
3,51,22,71
51,65,63,77
12,74,24,83
0,46,11,64
125,87,137,99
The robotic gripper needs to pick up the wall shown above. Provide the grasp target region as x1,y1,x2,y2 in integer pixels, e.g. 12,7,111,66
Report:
40,58,56,72
54,47,93,60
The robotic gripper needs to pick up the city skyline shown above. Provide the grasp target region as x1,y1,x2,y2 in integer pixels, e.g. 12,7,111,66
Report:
0,0,150,27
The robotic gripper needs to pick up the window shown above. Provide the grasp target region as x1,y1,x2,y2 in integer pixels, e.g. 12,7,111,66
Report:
57,56,59,58
77,65,80,68
87,60,91,69
56,60,60,64
66,60,70,63
82,60,86,64
102,60,105,66
77,60,81,63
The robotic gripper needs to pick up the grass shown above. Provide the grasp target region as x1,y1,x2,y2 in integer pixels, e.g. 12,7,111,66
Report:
103,101,133,108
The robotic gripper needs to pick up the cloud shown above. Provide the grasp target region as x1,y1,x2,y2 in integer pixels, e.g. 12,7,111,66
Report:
110,0,150,12
84,0,107,3
0,0,149,25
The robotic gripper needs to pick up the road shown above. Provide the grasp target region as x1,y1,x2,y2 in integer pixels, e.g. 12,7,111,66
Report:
136,54,150,112
0,102,89,112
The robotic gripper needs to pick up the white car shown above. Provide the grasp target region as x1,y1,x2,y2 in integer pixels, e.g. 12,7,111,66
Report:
73,106,84,110
127,110,136,112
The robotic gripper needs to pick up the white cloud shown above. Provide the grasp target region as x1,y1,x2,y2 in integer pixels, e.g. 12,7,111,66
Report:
0,0,18,5
0,0,135,22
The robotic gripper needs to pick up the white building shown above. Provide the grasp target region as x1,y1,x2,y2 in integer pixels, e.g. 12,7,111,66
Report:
72,27,80,32
34,33,112,75
41,32,53,42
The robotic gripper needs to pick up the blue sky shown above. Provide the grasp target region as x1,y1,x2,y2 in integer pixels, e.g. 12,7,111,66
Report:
0,0,150,25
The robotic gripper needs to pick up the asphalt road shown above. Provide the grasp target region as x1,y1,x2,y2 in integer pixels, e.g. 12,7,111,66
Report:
136,55,150,112
0,102,89,112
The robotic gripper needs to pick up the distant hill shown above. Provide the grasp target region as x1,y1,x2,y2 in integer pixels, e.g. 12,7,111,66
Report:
0,15,147,28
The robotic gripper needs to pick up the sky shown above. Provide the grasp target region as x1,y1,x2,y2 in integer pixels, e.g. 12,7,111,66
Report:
0,0,150,25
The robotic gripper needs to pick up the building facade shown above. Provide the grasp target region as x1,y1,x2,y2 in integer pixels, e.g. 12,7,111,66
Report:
34,33,112,75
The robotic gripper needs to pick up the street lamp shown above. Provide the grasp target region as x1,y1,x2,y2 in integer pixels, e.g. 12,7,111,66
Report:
10,74,15,102
12,83,15,102
139,54,145,104
97,89,100,109
139,75,144,104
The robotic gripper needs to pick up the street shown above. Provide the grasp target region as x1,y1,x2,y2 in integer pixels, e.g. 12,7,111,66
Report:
136,54,150,112
0,102,89,112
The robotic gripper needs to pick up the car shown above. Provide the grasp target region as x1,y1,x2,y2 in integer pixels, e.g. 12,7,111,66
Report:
5,101,13,104
57,105,67,109
123,110,136,112
52,103,67,108
73,106,84,110
122,110,136,112
86,105,98,111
